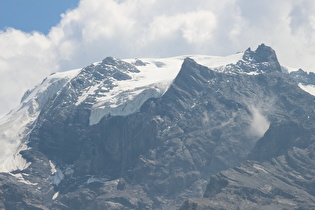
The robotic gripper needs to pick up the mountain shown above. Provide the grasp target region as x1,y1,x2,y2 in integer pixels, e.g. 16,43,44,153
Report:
1,44,315,209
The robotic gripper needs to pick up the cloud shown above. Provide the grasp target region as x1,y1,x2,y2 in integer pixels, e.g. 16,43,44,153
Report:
248,107,270,137
0,29,57,117
1,0,315,116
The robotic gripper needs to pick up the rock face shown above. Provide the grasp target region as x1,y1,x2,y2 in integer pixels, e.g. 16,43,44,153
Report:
179,51,315,209
181,144,315,209
1,44,315,209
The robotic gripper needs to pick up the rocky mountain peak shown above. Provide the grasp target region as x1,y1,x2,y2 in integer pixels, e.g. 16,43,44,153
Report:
243,43,282,72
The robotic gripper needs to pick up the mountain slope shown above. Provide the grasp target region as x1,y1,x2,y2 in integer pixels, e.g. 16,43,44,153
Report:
181,138,315,209
1,44,315,209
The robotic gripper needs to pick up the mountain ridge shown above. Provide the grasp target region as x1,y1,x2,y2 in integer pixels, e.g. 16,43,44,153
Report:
1,44,315,209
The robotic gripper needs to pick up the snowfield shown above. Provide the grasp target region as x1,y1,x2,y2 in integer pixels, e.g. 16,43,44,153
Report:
0,69,79,173
89,53,244,125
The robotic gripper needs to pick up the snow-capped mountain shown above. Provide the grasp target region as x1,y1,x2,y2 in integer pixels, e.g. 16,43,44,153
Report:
1,44,315,209
0,52,244,172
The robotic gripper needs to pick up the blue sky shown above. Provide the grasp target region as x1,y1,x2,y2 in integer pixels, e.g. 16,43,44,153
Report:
0,0,78,34
1,0,315,117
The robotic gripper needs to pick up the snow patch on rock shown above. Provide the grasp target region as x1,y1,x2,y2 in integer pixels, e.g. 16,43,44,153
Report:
298,83,315,96
49,160,57,174
52,192,59,200
9,172,38,185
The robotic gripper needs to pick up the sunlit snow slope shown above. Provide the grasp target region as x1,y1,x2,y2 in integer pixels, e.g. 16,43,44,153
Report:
88,53,244,125
0,69,79,172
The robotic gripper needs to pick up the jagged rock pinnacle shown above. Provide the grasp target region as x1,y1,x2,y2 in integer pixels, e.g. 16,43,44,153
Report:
243,44,282,72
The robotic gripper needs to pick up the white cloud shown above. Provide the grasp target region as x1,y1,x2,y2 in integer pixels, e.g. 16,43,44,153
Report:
0,29,57,117
1,0,315,116
248,107,270,137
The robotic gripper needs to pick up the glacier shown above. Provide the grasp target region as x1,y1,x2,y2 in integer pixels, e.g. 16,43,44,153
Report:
0,69,79,173
88,54,244,125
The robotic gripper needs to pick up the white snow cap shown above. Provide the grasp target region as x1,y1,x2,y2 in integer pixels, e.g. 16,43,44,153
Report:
0,69,79,173
88,53,244,125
